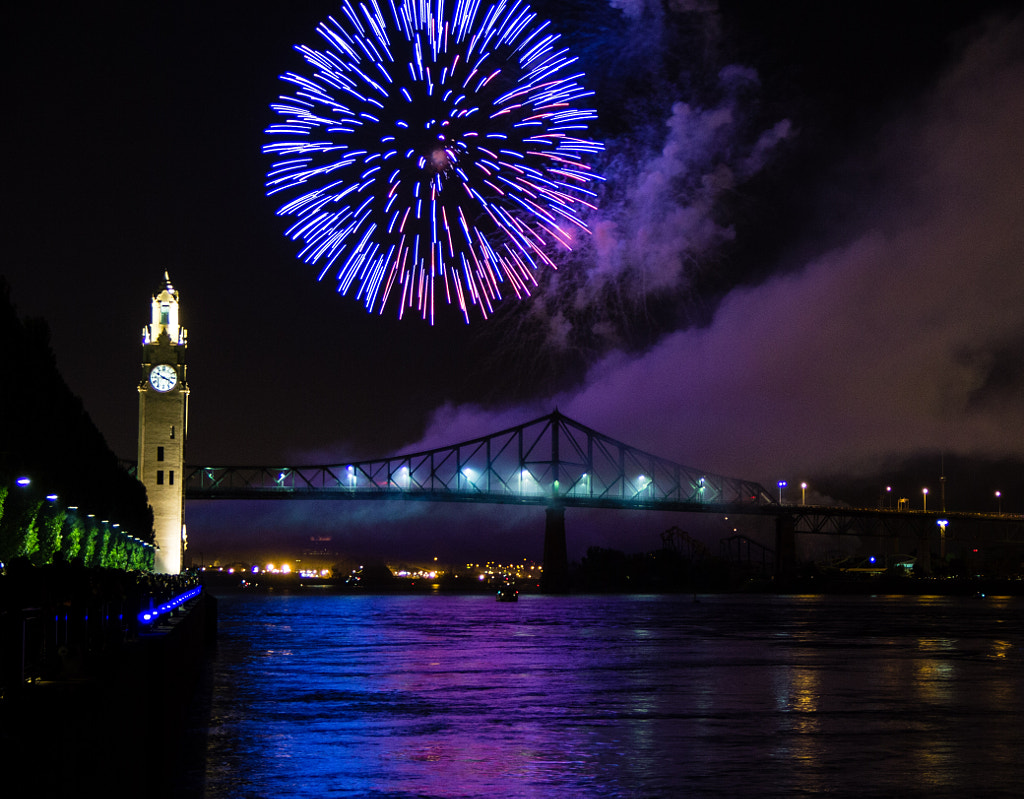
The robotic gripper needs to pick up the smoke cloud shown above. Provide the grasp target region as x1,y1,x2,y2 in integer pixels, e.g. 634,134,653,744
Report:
496,0,795,358
420,10,1024,487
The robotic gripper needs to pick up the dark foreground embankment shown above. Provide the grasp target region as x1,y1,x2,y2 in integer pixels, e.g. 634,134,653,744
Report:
0,588,216,798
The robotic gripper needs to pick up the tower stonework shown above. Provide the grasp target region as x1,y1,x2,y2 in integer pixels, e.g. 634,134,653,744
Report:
138,273,188,574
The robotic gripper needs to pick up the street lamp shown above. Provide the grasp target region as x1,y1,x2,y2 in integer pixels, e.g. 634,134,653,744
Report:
801,482,807,506
778,480,787,504
886,486,892,509
995,491,1002,514
922,487,929,512
937,519,948,560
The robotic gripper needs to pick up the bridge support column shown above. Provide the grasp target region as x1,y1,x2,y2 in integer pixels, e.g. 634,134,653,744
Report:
774,515,796,583
542,505,569,594
916,526,932,576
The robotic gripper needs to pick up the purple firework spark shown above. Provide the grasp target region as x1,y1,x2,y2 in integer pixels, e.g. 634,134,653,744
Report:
264,0,604,323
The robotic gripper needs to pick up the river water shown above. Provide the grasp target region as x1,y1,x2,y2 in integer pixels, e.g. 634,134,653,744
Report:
182,592,1024,798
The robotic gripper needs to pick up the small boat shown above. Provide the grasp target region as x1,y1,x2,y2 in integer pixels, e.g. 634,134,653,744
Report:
496,583,518,602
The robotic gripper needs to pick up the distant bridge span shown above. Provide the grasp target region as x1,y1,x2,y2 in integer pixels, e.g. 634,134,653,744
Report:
185,409,774,510
183,409,1023,590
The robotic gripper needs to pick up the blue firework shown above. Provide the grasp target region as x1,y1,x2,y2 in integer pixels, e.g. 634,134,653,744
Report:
264,0,603,323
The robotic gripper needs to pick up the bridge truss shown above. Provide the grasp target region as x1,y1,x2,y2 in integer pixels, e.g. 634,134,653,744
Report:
185,409,776,512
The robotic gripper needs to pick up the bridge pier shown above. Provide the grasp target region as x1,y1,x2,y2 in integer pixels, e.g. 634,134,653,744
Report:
774,515,796,582
542,504,569,593
916,528,933,575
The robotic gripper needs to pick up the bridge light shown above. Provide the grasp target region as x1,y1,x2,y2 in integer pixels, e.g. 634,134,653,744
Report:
922,487,928,511
16,477,30,486
937,519,948,560
778,480,787,504
396,465,410,488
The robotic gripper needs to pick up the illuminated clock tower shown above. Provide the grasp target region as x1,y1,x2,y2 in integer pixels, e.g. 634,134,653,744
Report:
138,272,189,574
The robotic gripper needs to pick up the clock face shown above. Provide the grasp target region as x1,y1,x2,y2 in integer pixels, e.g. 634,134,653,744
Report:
149,364,177,392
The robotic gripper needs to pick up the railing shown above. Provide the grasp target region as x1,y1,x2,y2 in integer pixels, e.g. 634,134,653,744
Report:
0,570,200,693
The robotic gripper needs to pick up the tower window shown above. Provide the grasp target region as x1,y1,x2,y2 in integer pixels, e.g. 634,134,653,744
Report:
157,470,164,485
157,446,165,461
170,425,175,440
160,302,170,325
169,470,175,486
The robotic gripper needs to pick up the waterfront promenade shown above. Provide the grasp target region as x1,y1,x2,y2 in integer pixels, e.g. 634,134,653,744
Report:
0,565,215,798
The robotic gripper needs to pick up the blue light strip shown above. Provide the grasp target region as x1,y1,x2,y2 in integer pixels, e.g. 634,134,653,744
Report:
138,586,202,624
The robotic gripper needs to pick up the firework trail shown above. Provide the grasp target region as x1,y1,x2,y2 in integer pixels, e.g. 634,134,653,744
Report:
265,0,604,323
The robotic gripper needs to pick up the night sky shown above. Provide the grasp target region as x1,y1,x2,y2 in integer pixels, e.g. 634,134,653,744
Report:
6,0,1023,565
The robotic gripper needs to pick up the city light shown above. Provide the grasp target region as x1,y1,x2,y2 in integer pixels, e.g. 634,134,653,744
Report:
923,487,929,511
778,480,787,504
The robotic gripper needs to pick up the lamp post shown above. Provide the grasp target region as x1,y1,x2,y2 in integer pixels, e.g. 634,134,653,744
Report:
801,482,807,506
937,519,948,560
778,480,787,504
995,491,1002,515
886,486,892,509
922,488,928,512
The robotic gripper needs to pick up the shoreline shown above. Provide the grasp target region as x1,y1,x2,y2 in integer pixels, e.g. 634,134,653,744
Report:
197,571,1024,598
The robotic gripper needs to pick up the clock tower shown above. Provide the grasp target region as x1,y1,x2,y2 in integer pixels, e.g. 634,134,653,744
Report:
138,272,189,574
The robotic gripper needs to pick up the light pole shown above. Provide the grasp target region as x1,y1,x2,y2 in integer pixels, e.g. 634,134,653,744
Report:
801,482,807,506
937,519,948,560
995,491,1002,514
778,480,787,504
886,486,892,509
922,487,929,512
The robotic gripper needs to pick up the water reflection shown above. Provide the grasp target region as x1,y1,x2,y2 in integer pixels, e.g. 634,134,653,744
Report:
190,594,1024,798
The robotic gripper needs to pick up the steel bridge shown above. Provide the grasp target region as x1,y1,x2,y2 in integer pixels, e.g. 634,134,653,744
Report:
185,409,774,510
182,409,1023,590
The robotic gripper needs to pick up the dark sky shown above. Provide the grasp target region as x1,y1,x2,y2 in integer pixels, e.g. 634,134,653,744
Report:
6,0,1023,564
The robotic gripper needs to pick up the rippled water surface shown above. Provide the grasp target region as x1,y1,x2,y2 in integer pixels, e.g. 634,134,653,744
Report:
187,593,1024,798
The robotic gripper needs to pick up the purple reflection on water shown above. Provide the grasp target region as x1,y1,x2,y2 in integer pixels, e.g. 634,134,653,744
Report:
188,594,1024,798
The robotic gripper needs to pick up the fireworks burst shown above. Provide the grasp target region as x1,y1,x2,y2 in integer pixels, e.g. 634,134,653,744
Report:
265,0,604,323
